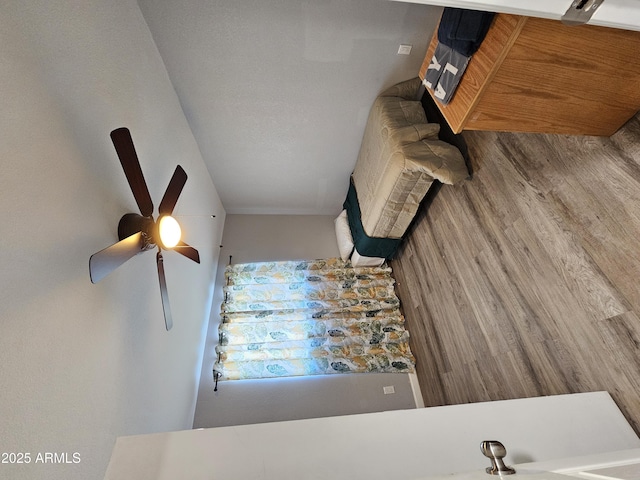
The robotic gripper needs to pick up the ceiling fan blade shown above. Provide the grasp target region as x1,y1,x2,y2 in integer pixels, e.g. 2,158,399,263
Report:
174,241,200,264
158,165,187,216
89,232,143,283
110,127,154,217
156,251,173,331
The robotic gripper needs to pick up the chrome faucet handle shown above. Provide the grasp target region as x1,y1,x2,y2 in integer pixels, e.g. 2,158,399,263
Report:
481,440,516,475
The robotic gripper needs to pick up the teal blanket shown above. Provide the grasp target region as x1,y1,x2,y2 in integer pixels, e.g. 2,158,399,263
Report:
343,179,402,259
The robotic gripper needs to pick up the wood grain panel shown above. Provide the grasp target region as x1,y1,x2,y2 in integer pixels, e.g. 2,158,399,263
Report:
392,112,640,434
420,13,640,135
467,18,640,135
419,14,526,133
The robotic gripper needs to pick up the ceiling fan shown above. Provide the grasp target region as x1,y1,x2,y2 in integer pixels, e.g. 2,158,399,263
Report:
89,127,200,331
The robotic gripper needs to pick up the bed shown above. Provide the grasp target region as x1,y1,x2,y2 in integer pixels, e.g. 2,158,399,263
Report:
336,77,469,266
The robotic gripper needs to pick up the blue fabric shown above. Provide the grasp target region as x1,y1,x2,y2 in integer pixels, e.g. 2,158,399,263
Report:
437,8,495,57
424,42,470,105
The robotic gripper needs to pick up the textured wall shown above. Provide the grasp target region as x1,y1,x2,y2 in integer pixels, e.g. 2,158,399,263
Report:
0,1,224,478
137,0,442,214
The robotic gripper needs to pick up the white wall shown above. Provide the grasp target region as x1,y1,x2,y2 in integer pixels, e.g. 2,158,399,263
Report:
193,214,416,428
137,0,443,214
108,392,640,480
218,214,343,265
0,1,224,479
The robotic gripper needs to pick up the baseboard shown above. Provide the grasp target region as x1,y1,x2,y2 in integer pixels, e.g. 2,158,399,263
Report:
409,373,425,408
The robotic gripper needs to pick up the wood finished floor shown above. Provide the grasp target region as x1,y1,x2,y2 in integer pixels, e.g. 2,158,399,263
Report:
391,113,640,435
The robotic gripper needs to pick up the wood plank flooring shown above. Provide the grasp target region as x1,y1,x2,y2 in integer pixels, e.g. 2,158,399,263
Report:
391,114,640,435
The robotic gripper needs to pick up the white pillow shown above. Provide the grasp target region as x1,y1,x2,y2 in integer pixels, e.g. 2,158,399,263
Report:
351,248,385,267
334,210,354,262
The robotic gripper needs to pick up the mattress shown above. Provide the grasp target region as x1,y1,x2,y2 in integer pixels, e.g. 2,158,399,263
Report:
351,78,468,239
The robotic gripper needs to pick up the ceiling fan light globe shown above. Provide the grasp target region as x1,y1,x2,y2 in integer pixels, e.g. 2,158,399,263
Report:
158,215,182,249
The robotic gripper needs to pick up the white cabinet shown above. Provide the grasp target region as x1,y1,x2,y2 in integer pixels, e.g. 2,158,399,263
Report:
389,0,640,32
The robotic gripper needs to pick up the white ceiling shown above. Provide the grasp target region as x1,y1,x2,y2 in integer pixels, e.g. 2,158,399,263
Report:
138,0,442,214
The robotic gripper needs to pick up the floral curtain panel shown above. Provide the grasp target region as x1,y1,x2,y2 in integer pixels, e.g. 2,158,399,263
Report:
213,258,416,381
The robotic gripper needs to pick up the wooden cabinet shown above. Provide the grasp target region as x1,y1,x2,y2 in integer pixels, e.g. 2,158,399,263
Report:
420,14,640,136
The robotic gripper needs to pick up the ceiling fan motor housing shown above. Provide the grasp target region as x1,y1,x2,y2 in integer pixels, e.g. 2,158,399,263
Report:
118,213,156,251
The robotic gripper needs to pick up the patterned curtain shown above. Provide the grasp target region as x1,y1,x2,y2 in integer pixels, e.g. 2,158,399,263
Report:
213,258,415,381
